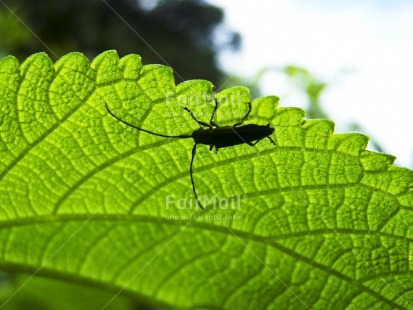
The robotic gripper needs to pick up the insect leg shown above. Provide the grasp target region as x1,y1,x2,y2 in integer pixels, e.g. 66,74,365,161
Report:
184,107,212,128
190,144,205,209
209,96,219,127
267,136,276,145
247,136,276,147
233,101,252,127
246,138,263,147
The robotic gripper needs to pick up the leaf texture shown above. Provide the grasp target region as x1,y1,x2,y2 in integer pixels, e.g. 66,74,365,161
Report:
0,51,412,309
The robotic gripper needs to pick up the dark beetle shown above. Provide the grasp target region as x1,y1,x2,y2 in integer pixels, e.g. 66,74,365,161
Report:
106,96,275,209
192,124,274,150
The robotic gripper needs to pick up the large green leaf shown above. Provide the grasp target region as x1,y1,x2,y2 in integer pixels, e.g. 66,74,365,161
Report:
0,51,412,309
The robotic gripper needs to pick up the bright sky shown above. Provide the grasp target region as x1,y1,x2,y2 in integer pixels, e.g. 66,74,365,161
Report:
208,0,413,168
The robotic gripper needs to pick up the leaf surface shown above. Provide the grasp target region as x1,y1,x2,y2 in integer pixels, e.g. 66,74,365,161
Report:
0,51,412,309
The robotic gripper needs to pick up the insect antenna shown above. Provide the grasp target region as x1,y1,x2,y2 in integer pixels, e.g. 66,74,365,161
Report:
233,100,252,127
106,103,192,139
209,96,219,127
183,107,212,129
190,144,205,209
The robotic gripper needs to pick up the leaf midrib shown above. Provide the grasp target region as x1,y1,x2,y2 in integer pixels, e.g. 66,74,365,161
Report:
0,213,409,241
0,213,406,309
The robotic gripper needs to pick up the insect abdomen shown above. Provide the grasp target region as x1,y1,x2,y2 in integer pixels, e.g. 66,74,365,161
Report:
193,124,274,149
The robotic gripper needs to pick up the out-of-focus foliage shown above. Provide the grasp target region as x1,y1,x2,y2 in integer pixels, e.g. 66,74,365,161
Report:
222,65,329,118
282,65,328,119
0,7,32,55
0,0,240,85
282,65,385,152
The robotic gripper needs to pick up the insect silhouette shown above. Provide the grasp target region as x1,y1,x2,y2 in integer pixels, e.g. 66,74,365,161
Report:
106,97,276,209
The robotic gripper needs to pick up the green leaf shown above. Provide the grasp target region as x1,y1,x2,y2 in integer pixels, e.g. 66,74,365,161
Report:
0,51,412,309
0,273,133,310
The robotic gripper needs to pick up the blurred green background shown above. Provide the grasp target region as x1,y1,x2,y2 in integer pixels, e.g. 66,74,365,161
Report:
0,0,240,86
